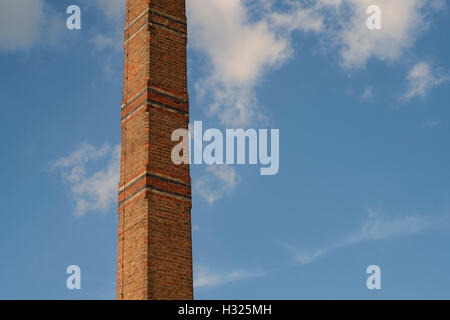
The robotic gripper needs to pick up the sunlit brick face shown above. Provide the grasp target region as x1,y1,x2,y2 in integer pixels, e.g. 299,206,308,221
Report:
117,0,193,300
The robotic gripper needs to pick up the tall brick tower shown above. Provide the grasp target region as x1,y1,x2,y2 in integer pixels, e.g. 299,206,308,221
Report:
117,0,193,300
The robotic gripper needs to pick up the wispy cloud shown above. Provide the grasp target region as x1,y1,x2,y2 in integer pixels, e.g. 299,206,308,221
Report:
81,0,125,82
89,26,124,81
403,62,449,100
425,120,440,128
50,143,120,216
86,0,125,23
90,27,123,53
0,0,63,51
84,0,125,52
194,265,264,288
430,0,447,11
286,209,450,265
194,165,241,204
361,86,374,100
196,208,450,288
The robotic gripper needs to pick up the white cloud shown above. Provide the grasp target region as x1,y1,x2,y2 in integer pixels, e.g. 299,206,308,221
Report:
51,144,120,216
188,0,441,125
331,0,429,69
0,0,63,51
403,62,449,99
189,1,287,86
288,208,450,265
269,3,324,33
194,165,241,204
194,265,263,288
188,0,323,126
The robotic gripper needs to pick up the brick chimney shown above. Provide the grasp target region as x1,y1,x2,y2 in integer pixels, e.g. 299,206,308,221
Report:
117,0,193,300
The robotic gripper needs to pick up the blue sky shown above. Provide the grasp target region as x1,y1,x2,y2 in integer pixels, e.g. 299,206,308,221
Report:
0,0,450,299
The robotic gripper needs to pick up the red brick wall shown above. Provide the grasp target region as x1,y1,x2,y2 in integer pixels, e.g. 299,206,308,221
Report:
117,0,193,300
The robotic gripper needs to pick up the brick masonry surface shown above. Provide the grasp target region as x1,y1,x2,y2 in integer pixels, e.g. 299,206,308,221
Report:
117,0,193,300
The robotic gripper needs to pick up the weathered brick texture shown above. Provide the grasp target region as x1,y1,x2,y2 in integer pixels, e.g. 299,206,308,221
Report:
117,0,193,300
